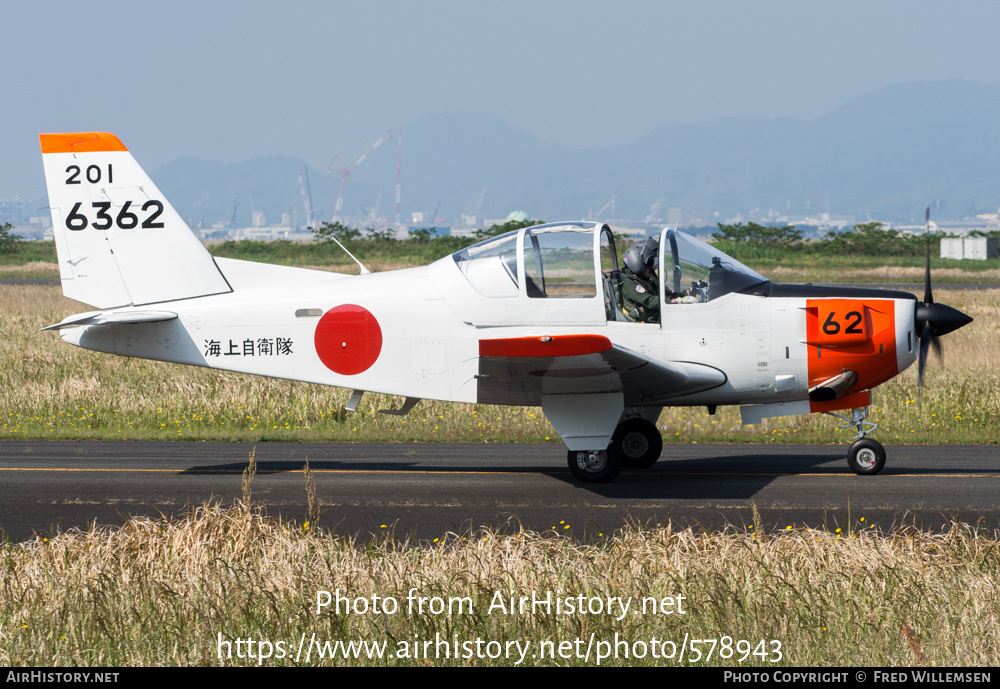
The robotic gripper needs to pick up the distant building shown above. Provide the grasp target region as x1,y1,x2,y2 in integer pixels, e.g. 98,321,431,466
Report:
232,224,310,241
667,207,713,228
0,197,24,224
941,236,998,260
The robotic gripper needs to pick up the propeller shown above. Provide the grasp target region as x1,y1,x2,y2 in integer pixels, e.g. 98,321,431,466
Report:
915,204,973,395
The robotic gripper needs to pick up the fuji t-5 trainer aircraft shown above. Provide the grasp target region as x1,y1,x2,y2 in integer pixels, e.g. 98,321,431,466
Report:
39,132,973,482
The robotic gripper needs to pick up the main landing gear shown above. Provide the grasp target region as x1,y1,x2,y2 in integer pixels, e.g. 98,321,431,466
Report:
613,418,663,468
825,406,885,475
567,448,620,483
566,417,664,482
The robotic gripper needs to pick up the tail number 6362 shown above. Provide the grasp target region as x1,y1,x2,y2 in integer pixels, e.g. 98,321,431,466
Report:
64,201,164,231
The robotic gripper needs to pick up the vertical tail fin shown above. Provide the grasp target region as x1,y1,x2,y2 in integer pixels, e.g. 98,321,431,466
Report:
40,132,231,308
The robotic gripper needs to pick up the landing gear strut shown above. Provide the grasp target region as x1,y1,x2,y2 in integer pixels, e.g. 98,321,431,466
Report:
825,406,885,475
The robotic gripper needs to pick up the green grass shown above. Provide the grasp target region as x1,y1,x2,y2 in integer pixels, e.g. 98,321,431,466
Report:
0,240,56,265
211,236,470,268
5,239,1000,282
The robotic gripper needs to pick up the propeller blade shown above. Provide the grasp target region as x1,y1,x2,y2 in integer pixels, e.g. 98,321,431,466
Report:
930,335,943,365
913,204,971,400
917,321,931,397
923,244,933,305
924,204,933,306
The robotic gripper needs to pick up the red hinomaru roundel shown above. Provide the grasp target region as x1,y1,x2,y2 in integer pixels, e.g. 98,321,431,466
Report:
314,305,382,375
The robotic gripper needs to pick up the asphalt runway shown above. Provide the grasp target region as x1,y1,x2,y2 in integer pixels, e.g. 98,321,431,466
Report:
2,441,999,542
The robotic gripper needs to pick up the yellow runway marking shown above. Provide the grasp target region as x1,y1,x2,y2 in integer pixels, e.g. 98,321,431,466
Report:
1,467,999,478
0,467,516,475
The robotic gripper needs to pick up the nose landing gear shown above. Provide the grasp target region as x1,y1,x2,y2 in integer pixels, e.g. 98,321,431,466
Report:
825,405,885,475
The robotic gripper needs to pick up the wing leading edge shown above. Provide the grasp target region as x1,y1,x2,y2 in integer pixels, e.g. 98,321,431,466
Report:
477,335,726,405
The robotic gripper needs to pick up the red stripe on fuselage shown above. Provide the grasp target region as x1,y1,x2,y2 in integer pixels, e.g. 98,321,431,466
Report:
479,334,612,358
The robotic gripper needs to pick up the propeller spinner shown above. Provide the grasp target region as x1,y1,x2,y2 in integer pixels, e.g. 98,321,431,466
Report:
915,206,973,393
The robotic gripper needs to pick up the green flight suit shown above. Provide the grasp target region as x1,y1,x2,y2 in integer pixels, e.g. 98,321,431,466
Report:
619,271,660,323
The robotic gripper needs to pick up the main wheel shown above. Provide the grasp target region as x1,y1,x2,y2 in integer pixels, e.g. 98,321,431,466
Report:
613,418,663,468
567,446,623,483
847,438,886,475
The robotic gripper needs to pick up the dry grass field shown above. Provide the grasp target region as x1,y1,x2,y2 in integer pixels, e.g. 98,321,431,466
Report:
1,495,997,666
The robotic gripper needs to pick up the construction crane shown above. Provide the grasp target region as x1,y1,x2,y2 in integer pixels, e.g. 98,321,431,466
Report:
394,131,402,228
297,167,314,230
591,194,615,220
467,186,487,218
329,130,394,222
362,189,383,226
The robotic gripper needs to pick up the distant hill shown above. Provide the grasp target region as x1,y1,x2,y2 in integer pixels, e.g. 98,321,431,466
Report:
147,80,1000,228
152,155,333,231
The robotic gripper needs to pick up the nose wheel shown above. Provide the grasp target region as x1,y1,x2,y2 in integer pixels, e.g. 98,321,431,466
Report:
847,438,886,475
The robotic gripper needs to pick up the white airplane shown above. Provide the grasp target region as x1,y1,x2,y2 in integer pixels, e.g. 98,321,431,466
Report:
39,132,973,482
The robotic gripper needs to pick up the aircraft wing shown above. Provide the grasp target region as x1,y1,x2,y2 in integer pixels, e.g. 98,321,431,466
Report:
477,334,726,406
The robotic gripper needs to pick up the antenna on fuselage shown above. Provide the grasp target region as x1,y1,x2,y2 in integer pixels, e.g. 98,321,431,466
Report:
329,234,371,275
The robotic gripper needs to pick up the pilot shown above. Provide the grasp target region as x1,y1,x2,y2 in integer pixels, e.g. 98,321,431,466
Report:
619,238,662,323
618,238,695,322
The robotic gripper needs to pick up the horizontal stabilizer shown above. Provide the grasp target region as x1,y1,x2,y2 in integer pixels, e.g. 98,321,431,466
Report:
41,310,177,331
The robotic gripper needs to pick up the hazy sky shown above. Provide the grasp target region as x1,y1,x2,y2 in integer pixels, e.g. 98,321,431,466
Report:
5,0,1000,197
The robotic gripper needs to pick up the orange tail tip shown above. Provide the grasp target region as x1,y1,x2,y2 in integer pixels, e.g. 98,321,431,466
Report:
39,132,128,154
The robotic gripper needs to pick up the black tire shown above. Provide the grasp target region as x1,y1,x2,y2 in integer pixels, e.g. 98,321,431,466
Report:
613,418,663,468
567,446,623,483
847,438,886,475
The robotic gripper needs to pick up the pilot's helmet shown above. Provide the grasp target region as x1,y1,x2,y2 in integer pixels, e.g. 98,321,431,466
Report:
623,238,658,274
